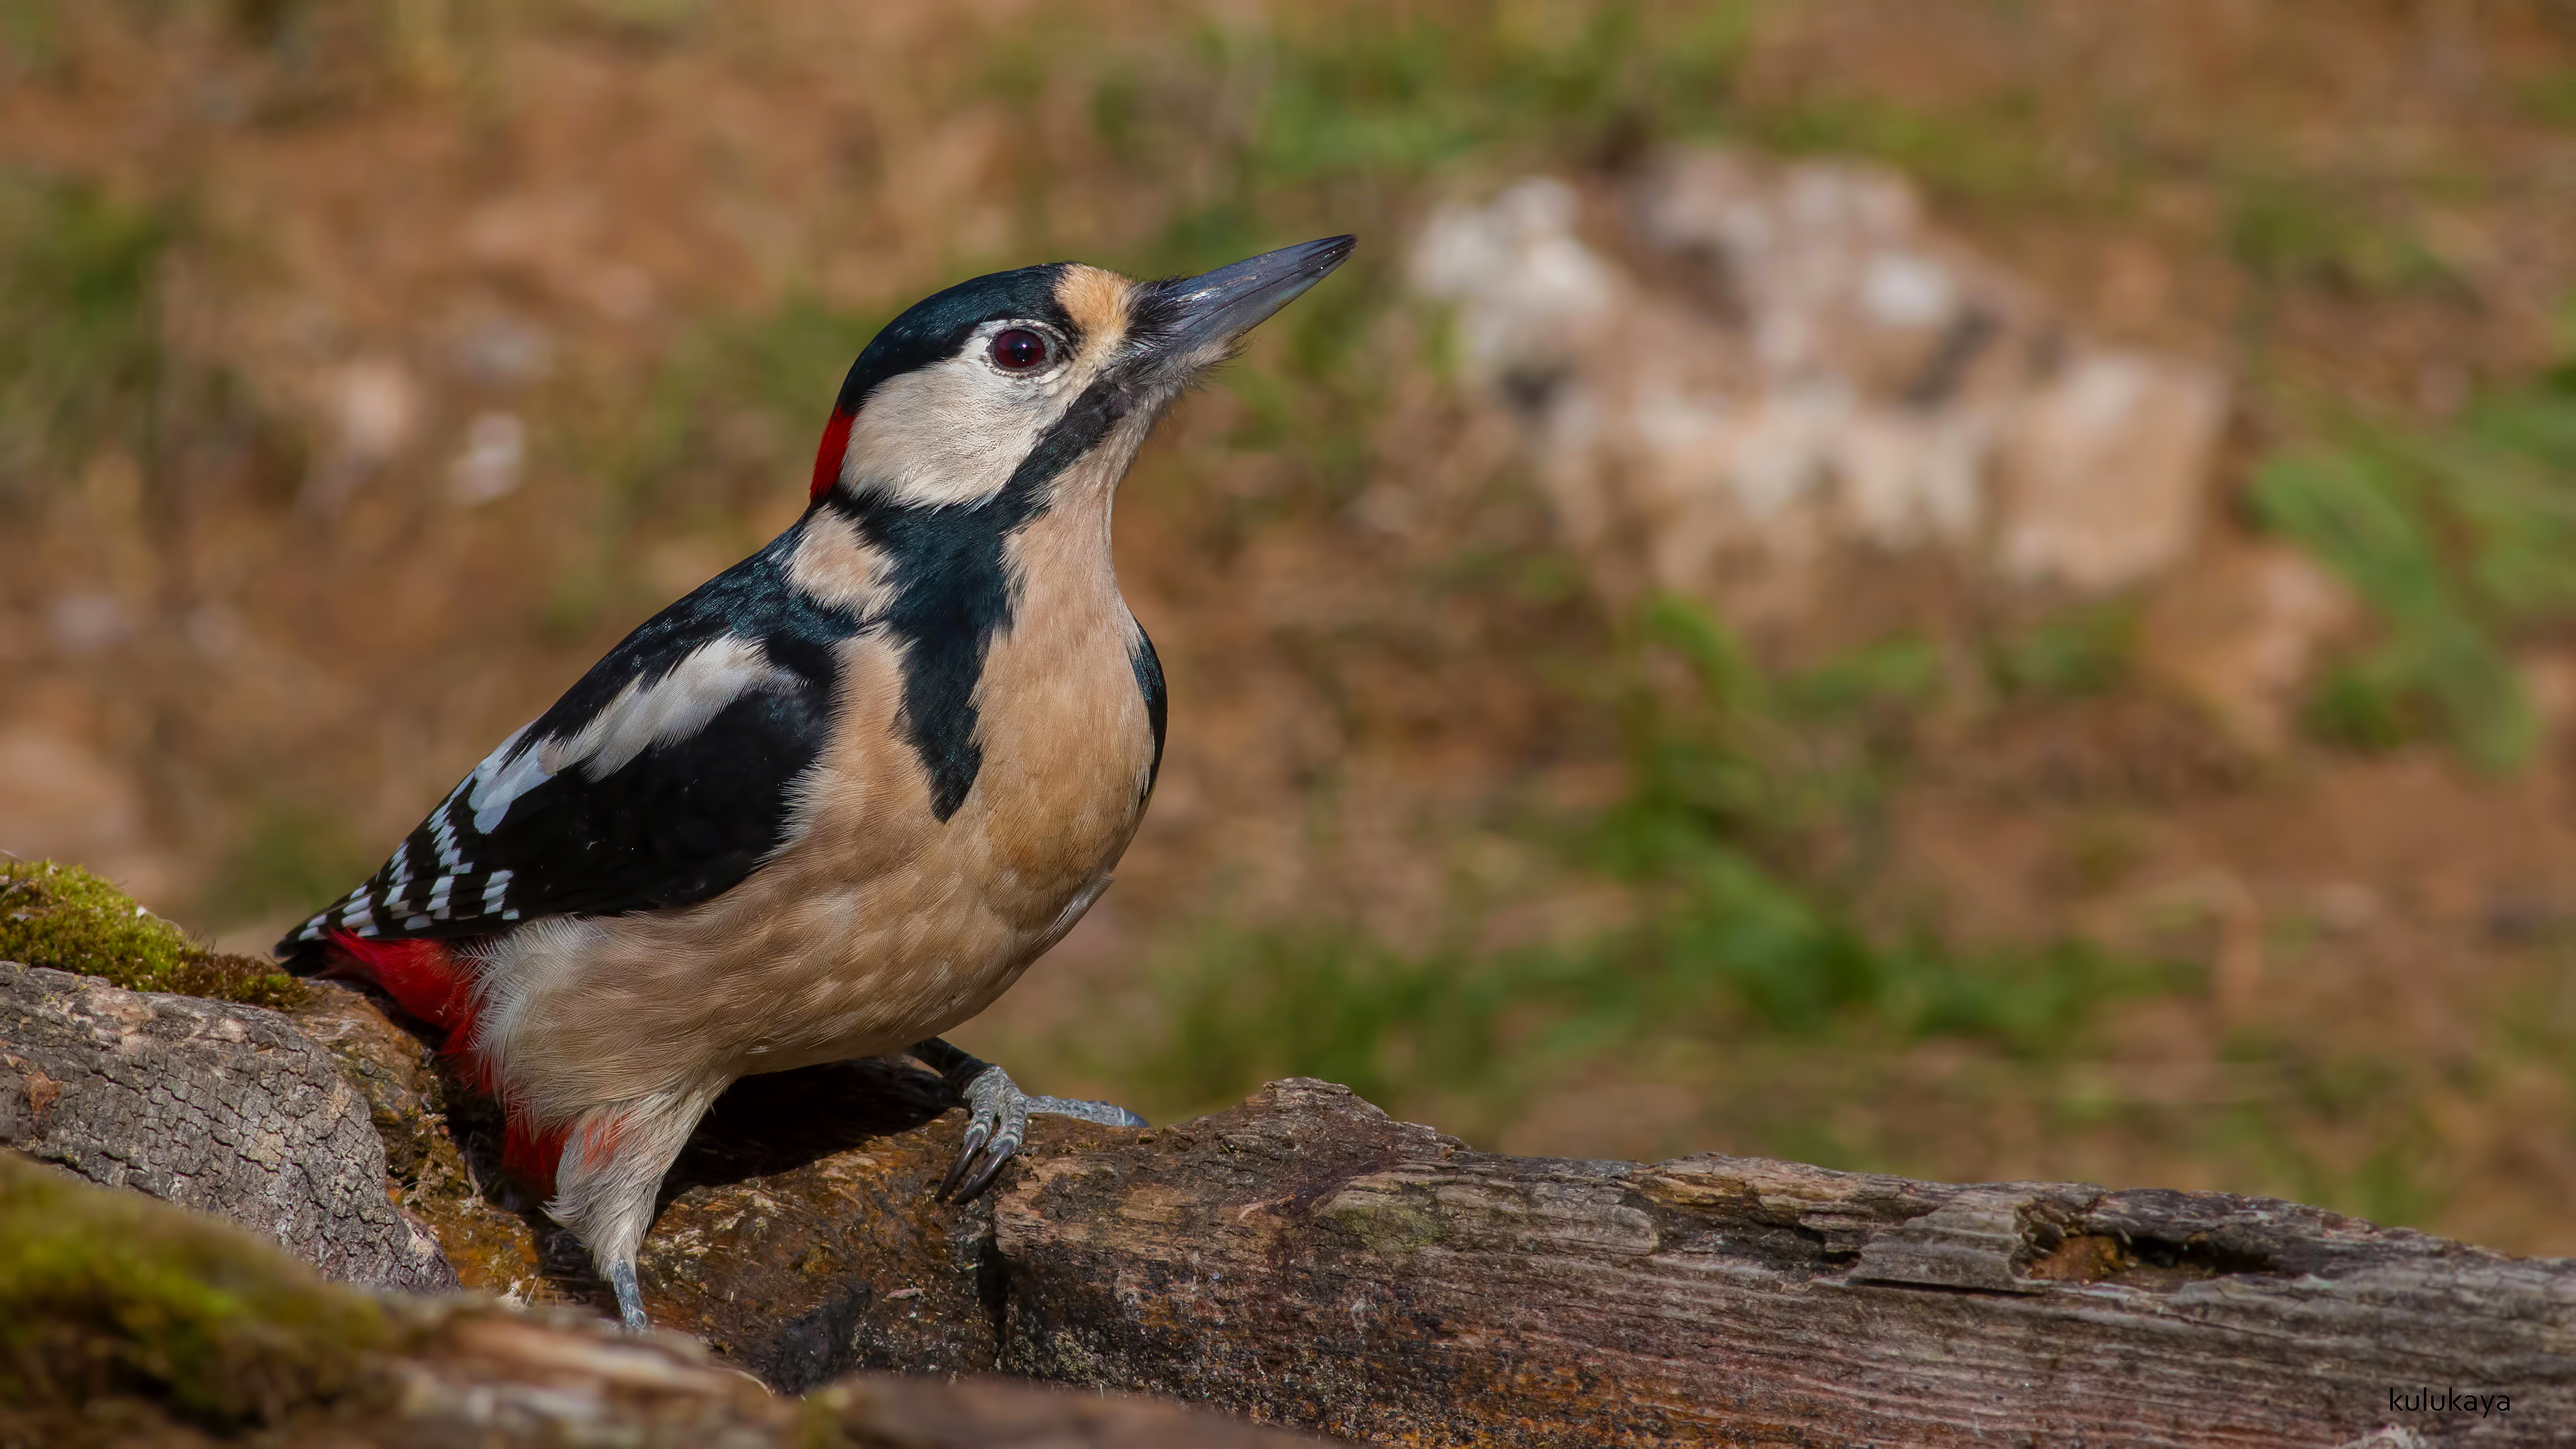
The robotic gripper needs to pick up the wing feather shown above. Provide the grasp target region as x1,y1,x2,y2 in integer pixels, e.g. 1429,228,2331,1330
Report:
280,522,863,966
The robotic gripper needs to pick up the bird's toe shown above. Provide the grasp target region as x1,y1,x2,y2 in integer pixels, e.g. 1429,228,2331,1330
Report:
939,1065,1030,1204
1027,1093,1148,1129
934,1068,1148,1205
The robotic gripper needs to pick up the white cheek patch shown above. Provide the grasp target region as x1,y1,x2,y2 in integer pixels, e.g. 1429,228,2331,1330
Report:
842,355,1069,507
542,635,797,782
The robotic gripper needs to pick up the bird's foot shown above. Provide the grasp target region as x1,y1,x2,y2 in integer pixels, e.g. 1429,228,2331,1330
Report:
938,1063,1146,1205
606,1257,649,1333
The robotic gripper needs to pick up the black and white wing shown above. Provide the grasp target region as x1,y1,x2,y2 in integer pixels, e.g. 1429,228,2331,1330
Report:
278,526,863,965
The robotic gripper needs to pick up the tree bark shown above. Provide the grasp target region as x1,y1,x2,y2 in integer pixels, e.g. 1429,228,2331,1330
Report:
0,963,455,1294
17,966,2572,1446
991,1079,2571,1446
0,1148,1334,1449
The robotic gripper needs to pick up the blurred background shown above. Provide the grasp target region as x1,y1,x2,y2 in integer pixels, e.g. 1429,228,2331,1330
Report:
7,0,2576,1253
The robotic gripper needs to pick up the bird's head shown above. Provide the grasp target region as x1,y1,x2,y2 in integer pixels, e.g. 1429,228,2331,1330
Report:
808,235,1355,515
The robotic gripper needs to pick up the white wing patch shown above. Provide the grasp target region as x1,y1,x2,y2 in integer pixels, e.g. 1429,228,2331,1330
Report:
383,839,414,908
289,633,796,952
542,635,796,782
470,727,550,835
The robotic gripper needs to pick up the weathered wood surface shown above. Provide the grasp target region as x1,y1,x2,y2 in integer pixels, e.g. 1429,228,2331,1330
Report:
0,962,455,1293
994,1079,2572,1446
15,967,2570,1445
476,1052,2576,1446
0,1150,1334,1449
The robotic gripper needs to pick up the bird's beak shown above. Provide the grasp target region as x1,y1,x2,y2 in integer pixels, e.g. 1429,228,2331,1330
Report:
1152,235,1356,364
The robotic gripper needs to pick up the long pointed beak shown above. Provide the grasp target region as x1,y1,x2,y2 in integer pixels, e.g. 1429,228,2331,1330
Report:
1153,235,1356,363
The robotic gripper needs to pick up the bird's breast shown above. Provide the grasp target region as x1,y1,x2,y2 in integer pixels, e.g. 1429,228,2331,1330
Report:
480,509,1157,1096
780,592,1152,955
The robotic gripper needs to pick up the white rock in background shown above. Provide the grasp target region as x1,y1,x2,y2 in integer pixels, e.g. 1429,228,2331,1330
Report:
1411,177,1625,389
1411,148,2230,624
449,411,527,506
1993,349,2229,594
299,354,422,513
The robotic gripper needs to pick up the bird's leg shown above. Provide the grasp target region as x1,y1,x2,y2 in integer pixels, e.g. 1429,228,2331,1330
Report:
606,1258,648,1334
907,1037,1146,1204
547,1087,723,1335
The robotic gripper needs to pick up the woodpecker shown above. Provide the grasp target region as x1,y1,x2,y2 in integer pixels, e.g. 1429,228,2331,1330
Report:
278,236,1356,1332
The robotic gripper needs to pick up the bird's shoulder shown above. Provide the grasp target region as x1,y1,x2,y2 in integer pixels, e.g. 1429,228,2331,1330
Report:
282,522,869,961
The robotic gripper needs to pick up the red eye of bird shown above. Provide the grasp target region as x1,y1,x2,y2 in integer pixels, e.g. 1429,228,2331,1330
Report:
989,328,1049,371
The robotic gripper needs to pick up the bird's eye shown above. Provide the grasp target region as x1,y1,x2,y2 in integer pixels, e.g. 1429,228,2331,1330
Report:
989,329,1049,372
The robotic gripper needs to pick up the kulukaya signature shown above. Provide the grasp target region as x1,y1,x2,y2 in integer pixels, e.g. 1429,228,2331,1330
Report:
2388,1387,2510,1417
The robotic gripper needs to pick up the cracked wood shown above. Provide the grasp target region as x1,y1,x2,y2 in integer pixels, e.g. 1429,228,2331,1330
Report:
988,1079,2576,1447
1,961,457,1293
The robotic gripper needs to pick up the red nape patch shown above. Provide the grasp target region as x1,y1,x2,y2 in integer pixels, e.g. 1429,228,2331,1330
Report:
808,406,856,502
504,1116,570,1200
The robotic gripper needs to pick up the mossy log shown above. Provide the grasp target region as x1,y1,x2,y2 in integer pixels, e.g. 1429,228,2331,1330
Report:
11,959,2573,1445
0,1150,1328,1447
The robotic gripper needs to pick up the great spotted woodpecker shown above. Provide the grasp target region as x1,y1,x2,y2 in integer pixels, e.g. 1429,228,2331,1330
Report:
278,237,1356,1332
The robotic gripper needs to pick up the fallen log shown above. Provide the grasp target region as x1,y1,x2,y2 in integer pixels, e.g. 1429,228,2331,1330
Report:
0,1149,1330,1448
10,963,2571,1445
996,1080,2572,1446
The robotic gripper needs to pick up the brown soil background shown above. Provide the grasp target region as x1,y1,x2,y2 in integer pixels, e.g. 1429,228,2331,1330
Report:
9,0,2576,1254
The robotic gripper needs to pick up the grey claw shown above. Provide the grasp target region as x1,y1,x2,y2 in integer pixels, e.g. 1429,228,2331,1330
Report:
940,1118,991,1200
940,1066,1027,1203
938,1069,1148,1205
950,1123,1022,1205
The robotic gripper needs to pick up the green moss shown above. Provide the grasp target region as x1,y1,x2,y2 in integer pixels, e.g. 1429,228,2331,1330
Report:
0,1151,391,1431
0,859,307,1010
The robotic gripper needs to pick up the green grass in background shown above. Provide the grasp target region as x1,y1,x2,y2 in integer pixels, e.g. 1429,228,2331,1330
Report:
1988,602,2137,701
1096,596,2200,1150
2249,354,2576,771
2226,175,2458,298
0,174,172,509
1042,573,2502,1227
